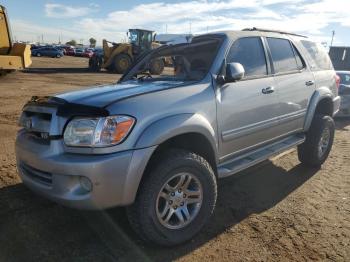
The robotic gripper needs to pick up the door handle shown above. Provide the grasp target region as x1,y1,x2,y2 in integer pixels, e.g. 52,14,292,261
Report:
305,80,315,86
262,86,275,94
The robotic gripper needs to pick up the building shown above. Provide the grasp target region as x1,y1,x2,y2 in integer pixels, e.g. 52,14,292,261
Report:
329,46,350,71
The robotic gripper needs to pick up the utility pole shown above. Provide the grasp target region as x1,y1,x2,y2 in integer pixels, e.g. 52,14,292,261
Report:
330,30,335,47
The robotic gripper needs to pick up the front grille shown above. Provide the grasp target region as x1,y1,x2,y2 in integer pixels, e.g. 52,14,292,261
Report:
20,163,52,187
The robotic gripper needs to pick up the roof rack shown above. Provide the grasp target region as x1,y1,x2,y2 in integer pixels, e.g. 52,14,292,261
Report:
242,27,307,38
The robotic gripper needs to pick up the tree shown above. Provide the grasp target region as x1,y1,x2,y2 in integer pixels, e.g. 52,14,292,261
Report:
66,40,77,46
89,37,97,48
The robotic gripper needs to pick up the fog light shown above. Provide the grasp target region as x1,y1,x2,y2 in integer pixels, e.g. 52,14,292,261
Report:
79,176,92,192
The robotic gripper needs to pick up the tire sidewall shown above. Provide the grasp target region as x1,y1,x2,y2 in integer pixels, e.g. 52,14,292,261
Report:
315,116,335,162
141,153,216,245
306,115,335,165
150,59,165,75
115,54,131,74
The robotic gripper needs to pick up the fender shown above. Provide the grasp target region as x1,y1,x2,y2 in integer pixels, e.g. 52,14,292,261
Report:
135,113,218,159
304,86,334,131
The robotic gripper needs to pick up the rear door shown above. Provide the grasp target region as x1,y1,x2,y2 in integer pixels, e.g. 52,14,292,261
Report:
217,37,281,160
41,48,48,56
266,37,315,135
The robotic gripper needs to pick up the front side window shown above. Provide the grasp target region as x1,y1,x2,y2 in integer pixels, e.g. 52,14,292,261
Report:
227,37,267,78
267,38,299,73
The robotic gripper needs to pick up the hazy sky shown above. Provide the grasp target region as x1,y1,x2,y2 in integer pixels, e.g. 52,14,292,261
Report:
2,0,349,46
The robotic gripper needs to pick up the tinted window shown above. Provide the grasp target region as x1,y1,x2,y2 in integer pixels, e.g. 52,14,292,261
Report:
227,37,267,78
301,40,333,71
339,73,350,84
267,38,299,73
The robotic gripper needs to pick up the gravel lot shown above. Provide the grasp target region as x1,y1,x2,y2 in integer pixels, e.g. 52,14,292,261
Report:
0,56,349,261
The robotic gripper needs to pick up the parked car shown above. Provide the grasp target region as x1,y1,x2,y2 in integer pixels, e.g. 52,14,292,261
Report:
336,71,350,117
16,28,340,246
64,47,76,56
75,48,84,57
83,49,94,58
31,47,64,58
93,48,103,56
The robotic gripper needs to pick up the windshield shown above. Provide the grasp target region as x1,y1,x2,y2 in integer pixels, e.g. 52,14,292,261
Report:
129,30,138,44
339,73,350,85
120,36,223,83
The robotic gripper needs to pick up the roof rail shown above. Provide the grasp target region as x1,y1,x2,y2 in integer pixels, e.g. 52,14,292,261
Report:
242,27,307,38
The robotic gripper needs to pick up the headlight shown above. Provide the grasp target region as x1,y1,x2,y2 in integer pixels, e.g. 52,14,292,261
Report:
64,115,135,147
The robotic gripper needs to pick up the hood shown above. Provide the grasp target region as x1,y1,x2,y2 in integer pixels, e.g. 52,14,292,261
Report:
55,80,186,108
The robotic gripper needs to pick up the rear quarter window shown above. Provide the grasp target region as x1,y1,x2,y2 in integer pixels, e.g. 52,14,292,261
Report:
300,40,333,71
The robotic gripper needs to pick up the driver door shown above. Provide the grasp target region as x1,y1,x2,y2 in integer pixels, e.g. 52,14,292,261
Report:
217,37,281,160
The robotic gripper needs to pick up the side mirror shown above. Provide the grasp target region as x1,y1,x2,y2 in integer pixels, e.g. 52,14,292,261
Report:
225,62,245,82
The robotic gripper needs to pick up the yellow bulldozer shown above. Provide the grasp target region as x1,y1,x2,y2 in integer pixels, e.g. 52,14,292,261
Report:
0,5,31,76
89,29,164,74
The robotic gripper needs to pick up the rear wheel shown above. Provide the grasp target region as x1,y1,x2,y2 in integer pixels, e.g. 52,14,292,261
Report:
149,59,164,75
298,114,335,167
0,70,7,77
114,54,132,74
88,56,102,72
127,149,217,246
36,53,41,57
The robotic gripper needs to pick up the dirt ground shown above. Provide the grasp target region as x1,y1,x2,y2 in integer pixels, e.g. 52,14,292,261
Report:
0,56,349,262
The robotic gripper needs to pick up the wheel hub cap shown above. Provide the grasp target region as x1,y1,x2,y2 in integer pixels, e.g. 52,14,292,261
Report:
156,172,203,230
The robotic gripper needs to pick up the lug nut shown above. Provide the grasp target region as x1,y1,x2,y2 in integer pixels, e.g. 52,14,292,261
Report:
169,200,173,205
183,194,186,198
171,192,175,196
178,189,182,193
174,206,177,209
180,202,184,206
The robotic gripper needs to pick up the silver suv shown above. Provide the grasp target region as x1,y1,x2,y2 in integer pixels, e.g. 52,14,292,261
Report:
16,28,340,246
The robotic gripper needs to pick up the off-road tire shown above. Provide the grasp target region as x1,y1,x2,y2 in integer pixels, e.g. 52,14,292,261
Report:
149,59,165,75
298,114,335,167
126,149,217,246
88,56,102,72
0,70,7,77
114,54,132,74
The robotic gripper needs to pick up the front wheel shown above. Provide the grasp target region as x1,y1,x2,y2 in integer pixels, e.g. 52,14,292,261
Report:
36,53,41,57
114,54,132,74
298,114,335,167
127,149,217,246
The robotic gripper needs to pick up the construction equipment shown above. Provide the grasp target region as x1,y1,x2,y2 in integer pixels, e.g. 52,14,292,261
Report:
0,5,31,76
89,29,164,74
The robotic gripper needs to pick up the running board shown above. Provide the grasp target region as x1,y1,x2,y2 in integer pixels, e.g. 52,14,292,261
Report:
217,134,305,178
